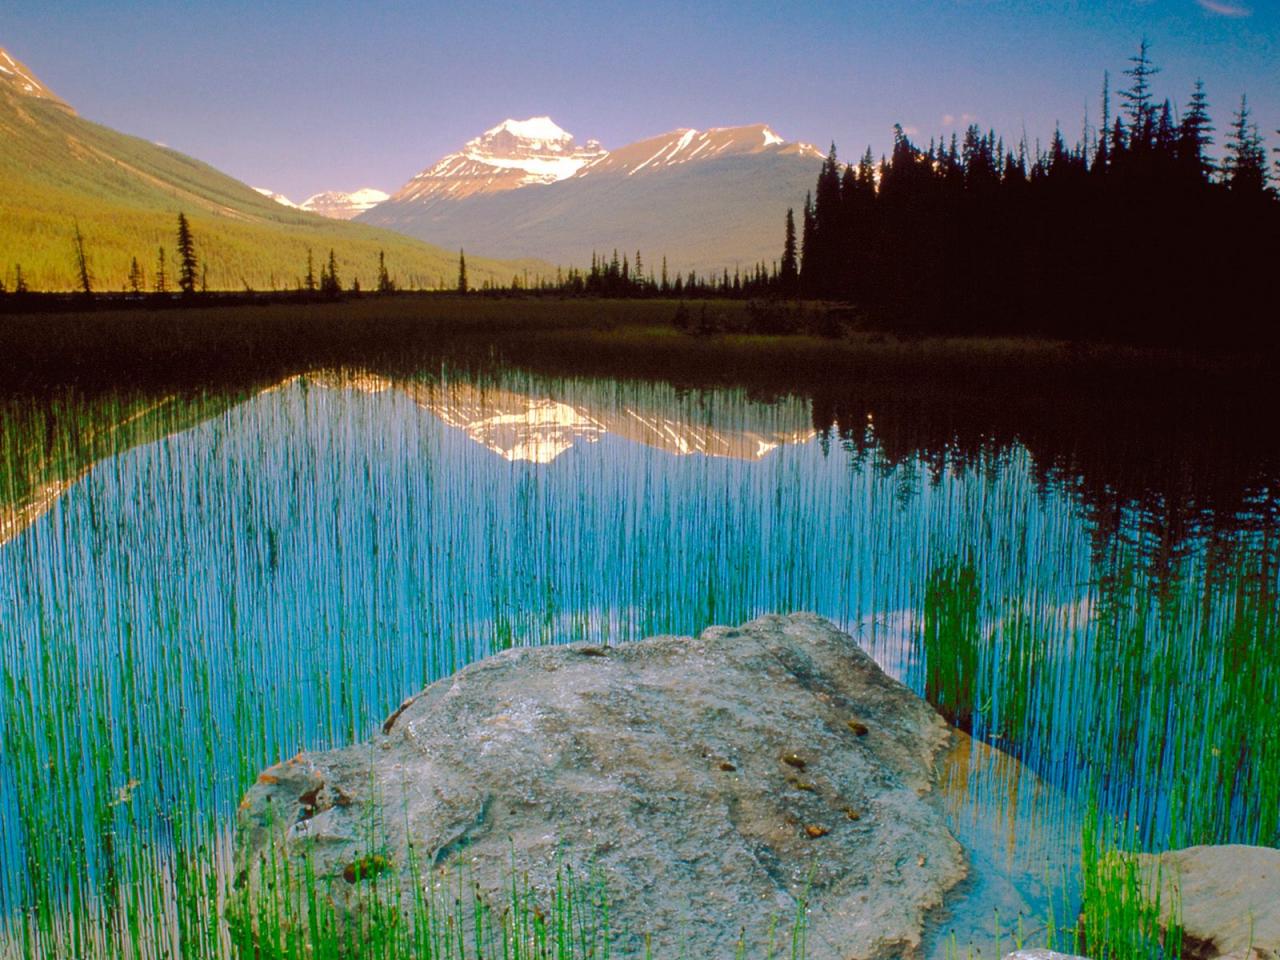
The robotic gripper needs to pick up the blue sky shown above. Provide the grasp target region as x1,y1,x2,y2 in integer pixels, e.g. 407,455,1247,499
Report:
4,0,1276,199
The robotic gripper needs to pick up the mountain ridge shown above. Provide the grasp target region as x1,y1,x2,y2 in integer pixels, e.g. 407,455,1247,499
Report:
361,116,824,273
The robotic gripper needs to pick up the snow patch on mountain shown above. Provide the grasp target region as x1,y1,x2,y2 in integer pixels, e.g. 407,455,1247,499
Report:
577,124,823,179
254,187,299,208
485,116,574,144
299,188,389,220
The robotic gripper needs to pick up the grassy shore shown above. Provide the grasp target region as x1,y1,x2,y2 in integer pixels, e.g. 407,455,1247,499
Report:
2,294,1275,394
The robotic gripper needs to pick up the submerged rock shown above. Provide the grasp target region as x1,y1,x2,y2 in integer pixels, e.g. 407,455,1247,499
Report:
233,613,967,958
1140,845,1280,960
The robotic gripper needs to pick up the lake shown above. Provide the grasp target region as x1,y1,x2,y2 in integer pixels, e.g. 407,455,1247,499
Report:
1,348,1276,958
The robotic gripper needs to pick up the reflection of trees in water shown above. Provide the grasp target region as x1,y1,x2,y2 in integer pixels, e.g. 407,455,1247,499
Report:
807,381,1280,569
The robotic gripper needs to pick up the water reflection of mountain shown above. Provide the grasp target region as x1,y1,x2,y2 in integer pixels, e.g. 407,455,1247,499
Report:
0,373,817,545
318,373,816,464
3,357,1276,559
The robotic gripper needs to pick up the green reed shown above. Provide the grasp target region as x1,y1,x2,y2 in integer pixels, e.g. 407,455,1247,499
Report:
0,365,1273,958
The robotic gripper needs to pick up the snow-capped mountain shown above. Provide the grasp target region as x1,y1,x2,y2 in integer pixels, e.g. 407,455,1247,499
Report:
362,118,824,273
576,124,822,176
392,117,606,207
296,188,390,220
253,187,299,208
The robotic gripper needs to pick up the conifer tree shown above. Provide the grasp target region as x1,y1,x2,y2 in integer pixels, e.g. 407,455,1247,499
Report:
780,207,799,295
321,249,341,295
376,250,394,293
457,249,468,294
72,221,92,297
128,257,144,295
304,249,317,292
1177,80,1215,181
176,213,199,295
798,191,816,291
155,248,167,294
1095,72,1112,172
1120,38,1158,151
1224,95,1269,194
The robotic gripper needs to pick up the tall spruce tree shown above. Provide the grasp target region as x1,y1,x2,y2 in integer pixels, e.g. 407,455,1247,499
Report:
155,248,167,293
1224,95,1269,194
176,213,198,295
798,191,816,293
780,207,799,295
128,257,144,295
304,249,317,292
321,249,341,295
377,250,394,293
1120,38,1159,152
72,221,92,297
457,249,468,294
1177,80,1215,182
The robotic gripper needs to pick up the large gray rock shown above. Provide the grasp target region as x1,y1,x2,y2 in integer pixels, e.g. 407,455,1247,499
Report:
234,613,967,958
1140,845,1280,960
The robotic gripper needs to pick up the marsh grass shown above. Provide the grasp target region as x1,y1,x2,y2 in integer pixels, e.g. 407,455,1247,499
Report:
0,360,1274,958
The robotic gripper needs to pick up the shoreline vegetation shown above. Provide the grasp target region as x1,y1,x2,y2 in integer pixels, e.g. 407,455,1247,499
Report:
3,294,1277,388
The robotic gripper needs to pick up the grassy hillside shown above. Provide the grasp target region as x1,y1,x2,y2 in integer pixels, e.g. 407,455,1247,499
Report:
0,91,546,292
363,151,822,275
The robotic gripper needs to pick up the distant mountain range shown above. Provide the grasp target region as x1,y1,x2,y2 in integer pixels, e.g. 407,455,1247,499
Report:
360,117,825,274
0,46,541,292
2,42,825,285
253,187,390,220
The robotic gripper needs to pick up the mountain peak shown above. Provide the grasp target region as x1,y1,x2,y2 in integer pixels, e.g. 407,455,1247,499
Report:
370,117,821,230
389,116,606,207
482,116,573,143
0,46,72,110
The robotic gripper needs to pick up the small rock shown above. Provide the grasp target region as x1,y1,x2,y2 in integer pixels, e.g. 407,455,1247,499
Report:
1138,844,1280,960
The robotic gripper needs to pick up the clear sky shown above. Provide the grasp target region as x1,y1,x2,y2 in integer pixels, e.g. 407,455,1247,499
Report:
3,0,1276,200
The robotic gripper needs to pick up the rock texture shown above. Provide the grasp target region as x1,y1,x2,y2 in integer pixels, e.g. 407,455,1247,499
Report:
234,614,967,959
1141,845,1280,960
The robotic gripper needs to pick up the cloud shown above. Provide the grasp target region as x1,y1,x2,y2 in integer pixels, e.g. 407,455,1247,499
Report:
942,113,978,127
1196,0,1251,17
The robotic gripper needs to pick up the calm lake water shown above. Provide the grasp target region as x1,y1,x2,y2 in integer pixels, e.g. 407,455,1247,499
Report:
0,359,1276,958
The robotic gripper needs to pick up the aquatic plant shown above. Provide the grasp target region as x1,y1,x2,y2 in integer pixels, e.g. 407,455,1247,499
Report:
0,362,1274,957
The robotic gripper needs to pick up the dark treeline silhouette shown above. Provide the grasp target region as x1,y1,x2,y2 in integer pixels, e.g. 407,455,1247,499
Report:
786,41,1280,345
490,249,780,299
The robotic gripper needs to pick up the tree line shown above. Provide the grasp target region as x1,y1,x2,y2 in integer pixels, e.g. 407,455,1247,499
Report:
1,214,412,299
777,41,1279,344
